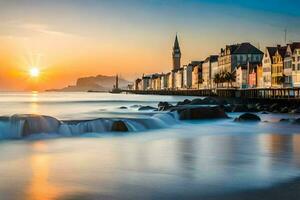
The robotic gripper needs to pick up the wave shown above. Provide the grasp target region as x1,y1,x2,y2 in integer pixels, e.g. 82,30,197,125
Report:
0,112,180,140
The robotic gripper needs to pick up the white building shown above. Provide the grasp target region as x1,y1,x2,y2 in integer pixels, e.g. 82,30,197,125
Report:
202,55,218,89
174,69,183,89
141,76,151,90
236,65,248,88
290,43,300,87
262,47,277,88
182,65,193,89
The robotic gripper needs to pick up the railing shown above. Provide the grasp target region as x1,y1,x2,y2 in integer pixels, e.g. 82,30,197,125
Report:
123,88,300,99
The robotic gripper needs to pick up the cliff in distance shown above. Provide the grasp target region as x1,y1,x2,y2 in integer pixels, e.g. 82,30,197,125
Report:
47,75,130,92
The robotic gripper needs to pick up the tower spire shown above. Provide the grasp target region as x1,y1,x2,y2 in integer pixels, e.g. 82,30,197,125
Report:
172,34,181,70
173,34,180,50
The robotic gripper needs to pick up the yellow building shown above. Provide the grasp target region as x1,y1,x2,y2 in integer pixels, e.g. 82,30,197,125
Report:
271,46,287,87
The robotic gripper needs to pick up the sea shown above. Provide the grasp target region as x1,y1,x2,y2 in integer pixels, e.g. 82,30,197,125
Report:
0,92,300,199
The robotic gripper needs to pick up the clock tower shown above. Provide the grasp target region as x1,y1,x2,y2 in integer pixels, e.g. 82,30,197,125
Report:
172,34,181,70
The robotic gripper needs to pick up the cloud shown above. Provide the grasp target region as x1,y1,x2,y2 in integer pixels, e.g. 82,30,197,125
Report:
0,20,81,39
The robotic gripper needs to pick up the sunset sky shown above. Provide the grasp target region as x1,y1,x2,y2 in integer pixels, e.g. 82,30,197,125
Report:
0,0,300,91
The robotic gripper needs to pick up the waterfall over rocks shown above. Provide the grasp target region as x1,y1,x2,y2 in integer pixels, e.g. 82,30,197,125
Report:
0,112,179,139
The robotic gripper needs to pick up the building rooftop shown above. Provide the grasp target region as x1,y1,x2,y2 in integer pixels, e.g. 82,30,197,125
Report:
232,43,263,55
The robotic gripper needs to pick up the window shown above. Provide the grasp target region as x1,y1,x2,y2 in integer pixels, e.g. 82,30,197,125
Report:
298,57,300,62
298,64,300,70
293,64,296,70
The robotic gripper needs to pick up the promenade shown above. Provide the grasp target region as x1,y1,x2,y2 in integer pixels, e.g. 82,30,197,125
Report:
123,88,300,105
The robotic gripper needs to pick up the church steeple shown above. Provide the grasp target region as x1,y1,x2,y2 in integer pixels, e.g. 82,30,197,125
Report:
173,34,180,51
172,34,181,70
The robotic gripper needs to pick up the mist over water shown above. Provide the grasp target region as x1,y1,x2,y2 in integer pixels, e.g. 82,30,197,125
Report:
1,92,300,199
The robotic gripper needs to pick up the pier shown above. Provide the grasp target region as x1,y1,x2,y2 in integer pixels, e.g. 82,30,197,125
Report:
123,88,300,105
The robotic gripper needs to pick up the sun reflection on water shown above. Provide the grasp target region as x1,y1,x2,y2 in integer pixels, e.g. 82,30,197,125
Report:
26,142,61,200
29,91,39,114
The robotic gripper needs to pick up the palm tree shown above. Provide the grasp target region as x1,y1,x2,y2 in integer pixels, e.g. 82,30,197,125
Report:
219,71,227,88
213,73,221,88
225,71,236,88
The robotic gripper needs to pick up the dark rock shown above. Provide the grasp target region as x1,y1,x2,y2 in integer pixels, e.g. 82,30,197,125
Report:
176,99,191,106
138,106,156,111
261,111,269,114
158,101,173,111
279,118,290,122
290,108,300,114
119,106,127,109
280,107,289,113
269,103,279,112
172,105,228,120
189,97,225,106
293,118,300,124
232,104,249,112
10,114,61,137
234,113,261,122
221,104,233,112
247,104,258,112
111,120,128,132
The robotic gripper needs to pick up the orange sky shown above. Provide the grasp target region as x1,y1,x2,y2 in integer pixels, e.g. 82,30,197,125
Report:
0,0,299,91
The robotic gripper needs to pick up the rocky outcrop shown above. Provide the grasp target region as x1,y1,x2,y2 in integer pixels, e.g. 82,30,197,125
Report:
232,104,249,112
119,106,127,109
10,114,61,137
234,113,261,122
158,102,173,111
111,120,129,132
171,105,228,120
138,106,157,111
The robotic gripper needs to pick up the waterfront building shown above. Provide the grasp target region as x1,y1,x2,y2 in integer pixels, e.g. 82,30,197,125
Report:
141,75,151,90
160,73,170,90
168,71,174,89
218,43,263,75
172,34,181,71
236,65,248,88
192,61,203,89
262,47,277,88
271,46,287,88
172,68,183,90
134,78,142,90
203,55,218,89
256,64,263,88
290,43,300,87
248,62,262,88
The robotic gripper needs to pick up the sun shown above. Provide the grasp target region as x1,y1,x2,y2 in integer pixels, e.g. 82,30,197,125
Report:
29,67,40,77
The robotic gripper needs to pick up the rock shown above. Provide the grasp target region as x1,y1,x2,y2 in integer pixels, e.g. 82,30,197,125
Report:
232,104,249,112
158,101,173,111
261,111,269,114
290,108,300,114
234,113,261,122
269,103,279,112
10,114,61,137
111,120,128,132
189,97,224,106
172,105,228,120
279,118,290,122
176,99,191,106
280,107,289,113
138,106,156,111
293,118,300,124
247,104,258,112
119,106,127,109
221,104,233,112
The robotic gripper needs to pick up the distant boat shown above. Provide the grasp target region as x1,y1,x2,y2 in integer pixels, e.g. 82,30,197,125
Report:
109,74,122,94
